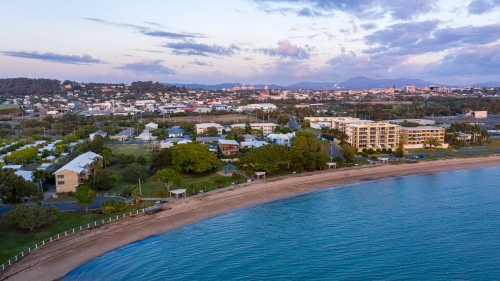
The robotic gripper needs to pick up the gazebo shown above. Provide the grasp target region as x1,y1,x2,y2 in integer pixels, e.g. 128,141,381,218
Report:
255,171,266,179
223,163,238,175
169,189,187,199
326,162,337,169
378,157,389,164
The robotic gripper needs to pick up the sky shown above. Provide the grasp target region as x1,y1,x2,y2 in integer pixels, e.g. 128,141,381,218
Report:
1,0,500,86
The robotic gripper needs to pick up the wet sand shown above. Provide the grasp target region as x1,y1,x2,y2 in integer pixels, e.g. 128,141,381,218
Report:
2,156,500,281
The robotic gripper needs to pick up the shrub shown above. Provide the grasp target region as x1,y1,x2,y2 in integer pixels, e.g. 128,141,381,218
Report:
6,204,59,231
101,199,127,214
361,152,369,158
67,191,75,197
388,148,393,153
382,148,387,154
376,148,382,154
367,148,374,154
370,156,378,161
362,148,368,153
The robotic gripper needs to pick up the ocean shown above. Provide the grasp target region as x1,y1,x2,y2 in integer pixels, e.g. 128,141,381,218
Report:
63,166,500,280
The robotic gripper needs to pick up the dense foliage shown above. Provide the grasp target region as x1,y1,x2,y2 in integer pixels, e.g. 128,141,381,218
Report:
0,169,43,204
0,78,62,95
6,204,59,231
170,143,220,173
100,199,127,214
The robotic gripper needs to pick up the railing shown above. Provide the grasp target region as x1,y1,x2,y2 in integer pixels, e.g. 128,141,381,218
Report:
0,208,145,273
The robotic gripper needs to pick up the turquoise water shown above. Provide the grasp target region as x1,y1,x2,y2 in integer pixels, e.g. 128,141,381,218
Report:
63,167,500,280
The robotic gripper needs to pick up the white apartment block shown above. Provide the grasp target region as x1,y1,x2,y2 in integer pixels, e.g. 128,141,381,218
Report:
196,123,224,135
231,123,278,135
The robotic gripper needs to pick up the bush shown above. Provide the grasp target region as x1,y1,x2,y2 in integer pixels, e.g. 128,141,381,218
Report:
136,155,147,164
388,148,393,153
362,148,368,153
367,148,374,154
101,199,127,214
370,156,378,161
6,204,59,231
360,152,369,158
332,157,344,167
67,191,75,197
376,148,382,154
382,148,387,154
120,186,132,197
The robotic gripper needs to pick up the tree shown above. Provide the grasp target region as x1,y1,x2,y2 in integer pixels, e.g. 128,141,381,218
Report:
300,119,310,130
214,177,226,188
152,168,182,193
150,148,172,172
0,169,43,204
93,169,116,191
395,139,405,158
200,180,210,192
189,182,198,195
231,172,244,184
170,143,220,173
4,146,38,164
447,144,457,156
150,141,161,154
276,114,290,125
32,169,52,191
339,144,356,163
6,204,59,231
244,117,252,134
205,127,219,137
122,163,149,183
75,185,96,213
130,186,142,204
423,137,442,157
155,189,169,198
100,148,113,169
89,160,102,189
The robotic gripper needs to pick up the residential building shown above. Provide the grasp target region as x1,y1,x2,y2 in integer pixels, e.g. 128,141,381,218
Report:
344,122,400,150
218,139,239,156
53,152,102,193
89,130,107,140
168,126,185,138
231,123,277,135
110,129,134,141
267,132,295,146
135,130,156,141
196,123,224,135
145,122,158,130
400,126,446,148
240,140,268,149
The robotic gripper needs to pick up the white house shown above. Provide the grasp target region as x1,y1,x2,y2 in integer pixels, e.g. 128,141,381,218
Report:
89,130,108,140
231,123,278,135
135,130,157,141
267,132,295,146
145,122,158,130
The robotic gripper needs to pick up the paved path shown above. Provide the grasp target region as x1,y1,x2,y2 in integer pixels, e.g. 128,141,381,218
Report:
0,196,125,214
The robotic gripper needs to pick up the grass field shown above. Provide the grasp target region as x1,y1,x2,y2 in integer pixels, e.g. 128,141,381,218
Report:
486,138,500,149
106,143,153,162
0,207,144,265
0,104,20,110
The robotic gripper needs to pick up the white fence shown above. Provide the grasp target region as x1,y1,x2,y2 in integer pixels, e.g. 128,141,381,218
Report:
0,208,145,273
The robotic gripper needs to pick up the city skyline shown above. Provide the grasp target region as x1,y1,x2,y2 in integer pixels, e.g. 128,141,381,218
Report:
1,0,499,85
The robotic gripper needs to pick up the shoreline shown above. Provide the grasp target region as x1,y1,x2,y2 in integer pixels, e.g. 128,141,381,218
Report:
2,156,500,281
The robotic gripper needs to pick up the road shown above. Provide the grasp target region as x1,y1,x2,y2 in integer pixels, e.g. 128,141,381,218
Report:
0,196,125,214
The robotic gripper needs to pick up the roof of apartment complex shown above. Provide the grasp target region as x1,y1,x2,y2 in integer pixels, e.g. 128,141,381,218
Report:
400,126,444,131
54,151,101,174
218,139,239,145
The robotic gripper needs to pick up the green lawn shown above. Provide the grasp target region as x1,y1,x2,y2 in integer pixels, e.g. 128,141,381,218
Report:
106,143,153,162
0,208,143,265
486,138,500,149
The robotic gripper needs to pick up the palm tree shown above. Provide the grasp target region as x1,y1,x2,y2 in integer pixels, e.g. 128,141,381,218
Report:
89,160,102,189
214,177,226,189
423,137,442,157
100,148,112,169
200,180,210,192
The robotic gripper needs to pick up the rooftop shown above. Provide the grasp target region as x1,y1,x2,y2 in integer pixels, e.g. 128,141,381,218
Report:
54,151,101,174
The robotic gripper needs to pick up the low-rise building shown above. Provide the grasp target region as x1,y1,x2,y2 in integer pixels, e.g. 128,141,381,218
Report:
110,129,134,141
400,126,446,148
53,152,101,193
231,123,277,135
168,126,185,138
196,123,224,135
218,139,239,156
89,130,107,140
267,132,295,146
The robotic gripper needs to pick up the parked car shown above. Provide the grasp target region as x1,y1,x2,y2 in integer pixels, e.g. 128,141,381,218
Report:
411,155,419,159
419,155,427,158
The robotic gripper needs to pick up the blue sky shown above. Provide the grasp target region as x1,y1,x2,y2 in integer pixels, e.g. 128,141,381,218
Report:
1,0,500,85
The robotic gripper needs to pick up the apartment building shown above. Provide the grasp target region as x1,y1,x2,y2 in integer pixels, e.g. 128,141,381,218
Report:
53,152,101,193
218,139,239,156
400,126,446,148
231,123,277,135
196,123,224,135
345,122,400,150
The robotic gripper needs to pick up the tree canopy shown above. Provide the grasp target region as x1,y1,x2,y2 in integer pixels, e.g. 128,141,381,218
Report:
171,143,220,173
0,169,43,204
122,163,149,183
152,168,182,192
6,204,60,231
75,185,96,213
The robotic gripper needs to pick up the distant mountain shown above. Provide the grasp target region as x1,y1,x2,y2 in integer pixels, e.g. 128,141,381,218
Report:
165,83,286,90
337,76,443,89
286,81,338,89
471,81,500,87
165,76,448,91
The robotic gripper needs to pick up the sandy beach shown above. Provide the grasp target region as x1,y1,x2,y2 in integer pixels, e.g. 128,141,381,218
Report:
2,156,500,281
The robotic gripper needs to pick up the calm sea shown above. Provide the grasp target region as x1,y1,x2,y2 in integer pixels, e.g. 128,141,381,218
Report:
63,166,500,280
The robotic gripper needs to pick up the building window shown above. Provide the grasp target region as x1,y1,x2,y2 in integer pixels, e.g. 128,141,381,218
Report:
57,175,64,179
58,181,65,185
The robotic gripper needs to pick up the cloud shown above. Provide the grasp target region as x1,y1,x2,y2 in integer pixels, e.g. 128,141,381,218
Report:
468,0,500,14
135,49,166,54
426,43,500,75
190,59,214,66
116,59,176,75
84,18,203,39
164,41,240,56
363,21,500,56
2,51,105,64
253,0,435,20
257,39,311,59
360,22,377,30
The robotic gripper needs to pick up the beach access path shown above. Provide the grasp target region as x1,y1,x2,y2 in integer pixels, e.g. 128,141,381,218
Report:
2,156,500,281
